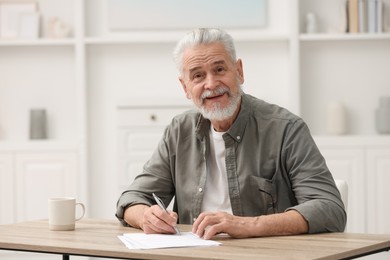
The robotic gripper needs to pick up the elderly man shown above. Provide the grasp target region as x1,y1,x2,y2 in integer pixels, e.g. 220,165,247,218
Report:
116,28,346,239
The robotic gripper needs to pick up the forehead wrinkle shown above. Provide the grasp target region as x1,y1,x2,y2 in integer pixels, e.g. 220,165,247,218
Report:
182,43,230,73
188,60,226,74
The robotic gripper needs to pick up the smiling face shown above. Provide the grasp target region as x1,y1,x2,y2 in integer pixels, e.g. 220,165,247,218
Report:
179,42,244,126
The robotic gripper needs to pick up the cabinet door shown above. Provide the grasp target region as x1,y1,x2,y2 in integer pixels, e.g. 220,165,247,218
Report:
117,107,189,210
117,108,186,190
366,148,390,234
0,153,14,224
118,127,165,188
318,148,366,233
14,152,78,222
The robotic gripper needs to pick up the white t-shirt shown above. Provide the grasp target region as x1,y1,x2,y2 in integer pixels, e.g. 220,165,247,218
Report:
200,125,233,214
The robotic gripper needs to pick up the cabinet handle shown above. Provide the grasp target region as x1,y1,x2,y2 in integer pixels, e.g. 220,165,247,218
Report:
150,114,157,121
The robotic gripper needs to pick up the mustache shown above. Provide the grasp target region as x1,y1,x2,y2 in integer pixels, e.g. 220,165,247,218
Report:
200,86,230,103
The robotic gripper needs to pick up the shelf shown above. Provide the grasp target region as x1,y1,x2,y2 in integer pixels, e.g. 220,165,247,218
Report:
117,98,192,108
0,38,76,46
300,33,390,41
313,135,390,147
227,30,290,42
0,140,80,152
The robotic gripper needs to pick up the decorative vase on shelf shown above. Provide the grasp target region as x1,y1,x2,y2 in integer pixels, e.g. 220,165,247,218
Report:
375,96,390,134
29,108,47,139
305,12,318,33
46,17,71,38
326,101,347,135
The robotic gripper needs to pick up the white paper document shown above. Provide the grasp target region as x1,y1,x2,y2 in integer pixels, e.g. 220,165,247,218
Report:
118,232,221,249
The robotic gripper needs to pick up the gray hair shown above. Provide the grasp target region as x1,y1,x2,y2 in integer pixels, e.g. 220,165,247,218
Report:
172,28,237,74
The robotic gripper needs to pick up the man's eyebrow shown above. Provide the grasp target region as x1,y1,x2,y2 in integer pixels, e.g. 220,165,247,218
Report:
189,66,202,74
189,60,227,74
213,60,226,66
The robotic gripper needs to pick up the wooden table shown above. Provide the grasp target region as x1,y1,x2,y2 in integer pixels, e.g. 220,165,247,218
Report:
0,219,389,260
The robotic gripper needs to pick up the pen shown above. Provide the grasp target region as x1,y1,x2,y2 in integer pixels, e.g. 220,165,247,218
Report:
152,193,181,235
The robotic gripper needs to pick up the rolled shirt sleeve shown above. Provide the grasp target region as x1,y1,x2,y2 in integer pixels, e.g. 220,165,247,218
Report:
283,119,347,233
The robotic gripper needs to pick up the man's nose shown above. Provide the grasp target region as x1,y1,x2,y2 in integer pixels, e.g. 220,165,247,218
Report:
204,74,219,89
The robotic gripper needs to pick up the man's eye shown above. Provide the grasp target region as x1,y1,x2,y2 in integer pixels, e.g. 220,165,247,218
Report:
216,67,226,73
193,73,204,80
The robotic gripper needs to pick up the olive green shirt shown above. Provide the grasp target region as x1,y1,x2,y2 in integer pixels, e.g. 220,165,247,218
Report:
116,93,346,233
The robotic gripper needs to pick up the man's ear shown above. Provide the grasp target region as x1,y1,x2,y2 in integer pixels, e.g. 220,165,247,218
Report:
236,59,244,85
179,78,191,99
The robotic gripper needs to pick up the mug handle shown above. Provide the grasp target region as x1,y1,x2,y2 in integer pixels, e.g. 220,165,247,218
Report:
75,202,85,221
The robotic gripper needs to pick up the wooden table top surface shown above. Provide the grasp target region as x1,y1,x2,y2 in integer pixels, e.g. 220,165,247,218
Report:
0,218,390,260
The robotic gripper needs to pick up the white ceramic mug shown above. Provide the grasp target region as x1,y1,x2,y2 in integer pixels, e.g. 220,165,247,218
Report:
48,197,85,231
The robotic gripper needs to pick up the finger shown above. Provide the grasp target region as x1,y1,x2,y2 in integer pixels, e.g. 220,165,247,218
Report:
144,216,176,234
192,212,207,234
143,219,176,234
168,211,179,224
141,207,169,234
149,206,177,233
194,213,219,237
142,219,163,234
203,223,225,240
197,214,217,237
151,205,178,227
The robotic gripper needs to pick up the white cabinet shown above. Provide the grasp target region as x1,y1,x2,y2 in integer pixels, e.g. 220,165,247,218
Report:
315,136,390,234
117,104,191,195
366,148,390,234
116,104,190,212
0,154,13,224
0,148,78,260
14,152,78,222
0,144,78,225
317,147,366,233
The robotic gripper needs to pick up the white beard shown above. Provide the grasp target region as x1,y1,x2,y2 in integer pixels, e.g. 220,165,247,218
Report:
197,86,242,121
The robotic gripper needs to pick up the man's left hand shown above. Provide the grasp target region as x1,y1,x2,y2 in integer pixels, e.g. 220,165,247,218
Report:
192,211,256,239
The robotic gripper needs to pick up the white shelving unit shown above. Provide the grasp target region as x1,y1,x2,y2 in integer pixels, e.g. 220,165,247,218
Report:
0,0,87,232
298,0,390,135
1,0,390,246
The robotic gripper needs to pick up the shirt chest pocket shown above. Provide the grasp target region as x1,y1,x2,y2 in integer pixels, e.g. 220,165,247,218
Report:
250,176,277,215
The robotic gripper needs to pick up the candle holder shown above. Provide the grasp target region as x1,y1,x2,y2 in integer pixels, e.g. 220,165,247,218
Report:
327,101,347,135
375,96,390,134
29,108,47,139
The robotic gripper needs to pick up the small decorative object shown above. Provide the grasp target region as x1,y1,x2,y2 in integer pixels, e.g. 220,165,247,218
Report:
385,9,390,33
339,2,348,33
0,2,38,39
328,3,348,33
305,12,318,33
46,17,71,38
29,108,47,139
327,101,347,135
19,12,40,39
375,96,390,134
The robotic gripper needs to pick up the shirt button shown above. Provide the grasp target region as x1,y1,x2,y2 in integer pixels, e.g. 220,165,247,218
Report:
237,136,241,140
198,187,203,192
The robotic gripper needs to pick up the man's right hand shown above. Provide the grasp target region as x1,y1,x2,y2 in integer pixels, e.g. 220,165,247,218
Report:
124,204,178,234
